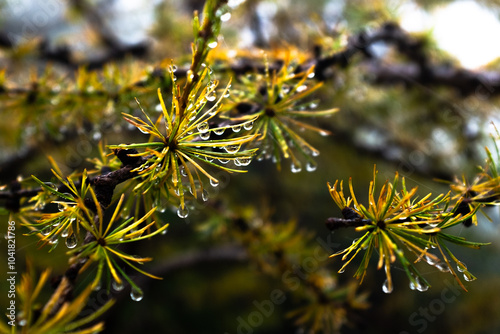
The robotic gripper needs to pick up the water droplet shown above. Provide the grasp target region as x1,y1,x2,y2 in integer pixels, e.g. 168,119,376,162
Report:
338,268,345,274
306,161,317,172
435,262,450,273
307,72,315,79
213,128,225,135
58,203,65,212
200,132,210,140
208,41,218,49
177,205,189,218
221,12,231,22
130,288,144,301
311,150,320,157
49,235,58,245
112,280,124,292
138,127,149,135
409,280,416,290
425,254,436,265
296,85,308,93
319,131,329,137
65,234,78,249
210,179,219,187
155,104,162,113
382,279,393,294
236,157,252,166
224,144,241,154
243,121,254,130
44,182,58,191
180,167,188,177
463,272,475,282
207,94,216,102
291,163,302,173
202,189,209,202
415,277,429,292
218,158,229,164
232,125,242,132
61,227,70,238
197,122,209,133
161,226,168,235
171,65,178,72
456,261,467,273
18,318,27,327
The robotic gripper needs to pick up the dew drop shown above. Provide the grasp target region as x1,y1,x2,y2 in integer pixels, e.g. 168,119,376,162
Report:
224,144,241,153
425,254,436,266
197,122,209,133
319,131,329,137
202,189,209,202
49,235,59,245
236,157,252,166
232,125,242,132
130,288,144,301
243,121,254,130
463,272,476,282
213,128,225,135
93,281,102,291
18,318,27,327
435,262,450,273
291,163,302,173
208,41,218,49
338,268,345,274
382,279,393,294
307,71,315,79
221,12,231,22
112,280,124,292
210,179,219,187
456,261,467,273
296,85,308,93
207,94,216,102
44,182,58,191
306,161,317,172
415,277,429,292
200,132,210,140
171,65,178,72
58,203,65,212
155,104,162,113
177,205,189,218
311,150,320,157
218,158,229,164
65,234,78,249
180,167,188,177
409,280,416,290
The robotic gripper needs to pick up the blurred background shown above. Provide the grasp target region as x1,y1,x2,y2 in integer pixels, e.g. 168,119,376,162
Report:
1,0,500,333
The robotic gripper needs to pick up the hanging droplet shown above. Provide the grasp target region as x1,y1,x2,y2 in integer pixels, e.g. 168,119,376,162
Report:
213,128,225,135
112,280,124,292
202,189,209,202
180,167,188,177
208,40,218,49
130,288,144,301
232,125,242,132
171,65,178,72
306,161,317,172
200,132,210,140
456,261,467,273
177,205,189,218
291,163,302,173
415,277,429,292
44,182,58,191
93,280,102,291
65,234,78,249
296,85,308,93
338,268,345,274
58,203,65,212
435,262,450,273
49,235,59,245
218,158,229,164
243,121,254,130
206,94,216,102
424,254,436,265
463,272,476,282
161,226,169,235
224,144,241,153
382,279,393,294
220,12,231,22
236,157,252,166
210,178,219,187
197,122,209,133
61,227,70,238
409,280,416,290
307,71,315,79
